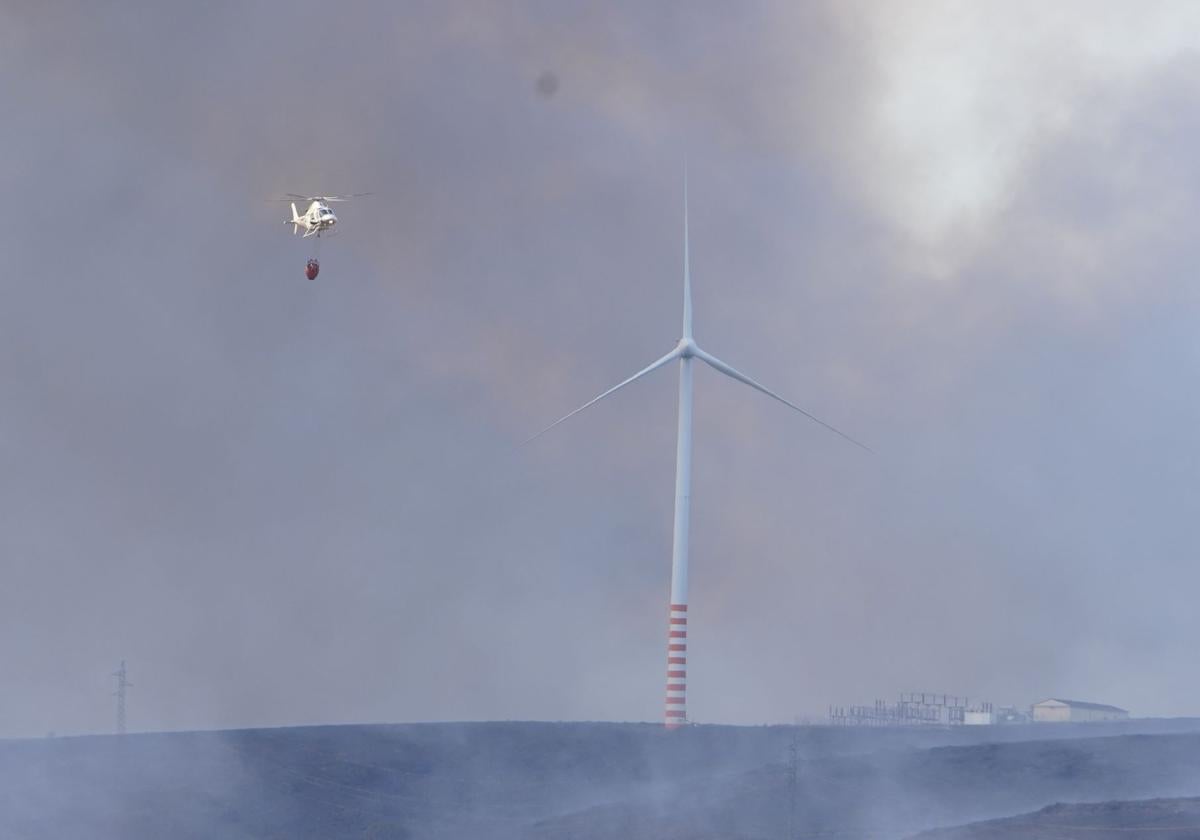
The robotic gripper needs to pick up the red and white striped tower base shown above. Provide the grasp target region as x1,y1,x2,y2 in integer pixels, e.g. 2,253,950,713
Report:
665,603,688,727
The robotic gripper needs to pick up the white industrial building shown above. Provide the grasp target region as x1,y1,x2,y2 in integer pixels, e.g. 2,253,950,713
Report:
1031,698,1129,723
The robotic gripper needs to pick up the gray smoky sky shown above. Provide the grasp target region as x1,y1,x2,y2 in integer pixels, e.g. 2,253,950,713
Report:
4,1,1200,737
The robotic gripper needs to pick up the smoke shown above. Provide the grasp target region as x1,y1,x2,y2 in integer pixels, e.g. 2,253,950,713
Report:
2,1,1200,738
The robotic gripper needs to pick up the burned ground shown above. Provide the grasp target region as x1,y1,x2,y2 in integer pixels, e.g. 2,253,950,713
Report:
3,720,1200,839
912,797,1200,839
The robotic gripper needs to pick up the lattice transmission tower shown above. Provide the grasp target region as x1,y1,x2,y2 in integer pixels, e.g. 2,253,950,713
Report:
112,660,132,735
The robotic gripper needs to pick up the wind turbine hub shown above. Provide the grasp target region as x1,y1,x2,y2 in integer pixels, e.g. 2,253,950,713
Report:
676,338,699,358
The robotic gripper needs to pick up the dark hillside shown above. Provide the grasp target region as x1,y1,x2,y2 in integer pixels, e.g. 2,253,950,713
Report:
533,731,1200,838
4,720,1200,839
911,797,1200,839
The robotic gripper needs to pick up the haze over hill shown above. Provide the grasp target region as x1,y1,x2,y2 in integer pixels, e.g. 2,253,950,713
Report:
6,720,1200,839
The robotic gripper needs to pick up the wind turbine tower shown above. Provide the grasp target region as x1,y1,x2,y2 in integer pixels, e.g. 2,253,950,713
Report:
526,177,867,727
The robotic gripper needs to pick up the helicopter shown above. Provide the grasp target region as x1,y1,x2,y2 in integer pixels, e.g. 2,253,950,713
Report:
281,193,369,238
274,193,369,279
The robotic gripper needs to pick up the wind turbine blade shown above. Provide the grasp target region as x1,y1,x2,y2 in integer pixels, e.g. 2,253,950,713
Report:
521,349,680,446
693,347,872,452
682,165,693,340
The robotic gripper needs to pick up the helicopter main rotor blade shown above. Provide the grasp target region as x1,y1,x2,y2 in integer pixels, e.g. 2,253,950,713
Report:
271,193,371,202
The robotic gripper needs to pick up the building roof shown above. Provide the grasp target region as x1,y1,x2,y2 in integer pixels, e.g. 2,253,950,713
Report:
1034,698,1128,713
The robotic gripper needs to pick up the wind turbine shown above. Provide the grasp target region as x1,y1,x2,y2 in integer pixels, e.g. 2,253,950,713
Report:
525,177,868,728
